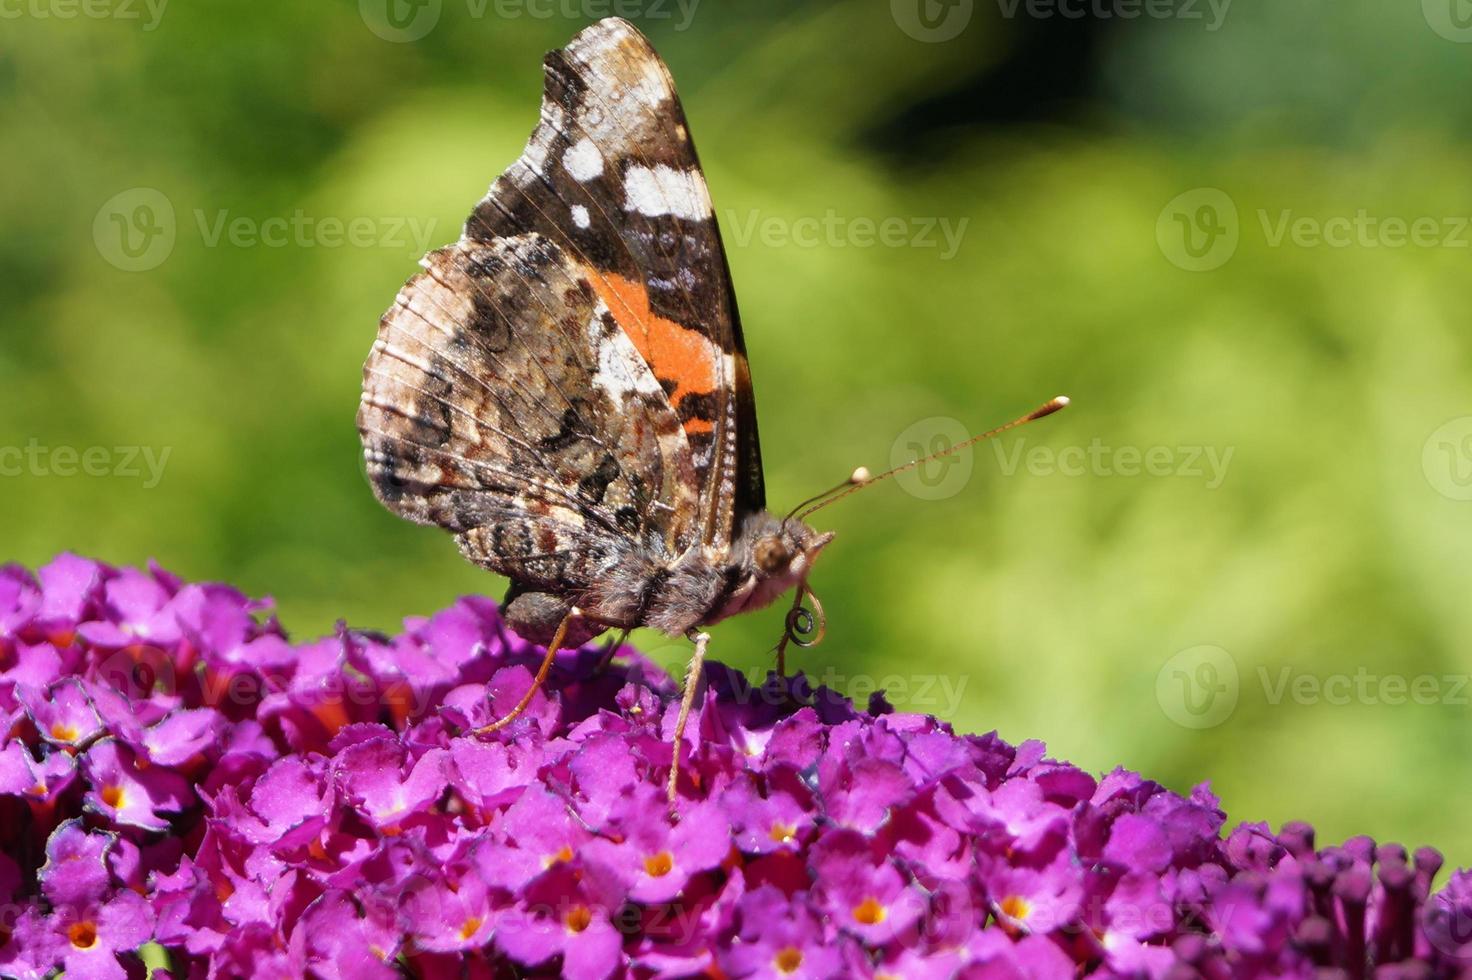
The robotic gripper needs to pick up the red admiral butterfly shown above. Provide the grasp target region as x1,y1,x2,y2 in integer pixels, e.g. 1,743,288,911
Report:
358,17,1067,801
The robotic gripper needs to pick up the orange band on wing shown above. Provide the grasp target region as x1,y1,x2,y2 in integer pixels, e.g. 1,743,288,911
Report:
589,273,718,434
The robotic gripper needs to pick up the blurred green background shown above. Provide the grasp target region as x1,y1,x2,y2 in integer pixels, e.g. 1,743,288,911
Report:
5,0,1472,864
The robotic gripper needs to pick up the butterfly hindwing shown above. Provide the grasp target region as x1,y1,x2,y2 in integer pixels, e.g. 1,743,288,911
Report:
464,17,765,554
358,232,699,594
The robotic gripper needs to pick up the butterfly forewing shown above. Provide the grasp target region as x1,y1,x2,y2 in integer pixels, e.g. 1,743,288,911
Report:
463,17,765,553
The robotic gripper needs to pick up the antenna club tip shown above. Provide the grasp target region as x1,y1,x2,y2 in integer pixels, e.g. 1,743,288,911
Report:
1025,396,1071,422
850,466,873,485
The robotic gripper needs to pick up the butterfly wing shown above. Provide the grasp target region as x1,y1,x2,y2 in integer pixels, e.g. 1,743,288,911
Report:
463,17,765,555
358,231,699,594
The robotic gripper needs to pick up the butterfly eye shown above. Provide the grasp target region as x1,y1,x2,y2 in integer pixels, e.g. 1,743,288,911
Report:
753,536,791,575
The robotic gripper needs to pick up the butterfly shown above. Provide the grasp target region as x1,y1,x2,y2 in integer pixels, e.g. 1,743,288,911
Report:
357,17,1067,802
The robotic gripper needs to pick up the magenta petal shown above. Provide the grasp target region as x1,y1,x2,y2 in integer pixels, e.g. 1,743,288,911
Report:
22,678,104,748
1103,812,1174,875
0,564,40,637
143,708,223,766
39,820,114,907
494,909,560,968
36,553,104,628
82,738,191,831
561,917,621,980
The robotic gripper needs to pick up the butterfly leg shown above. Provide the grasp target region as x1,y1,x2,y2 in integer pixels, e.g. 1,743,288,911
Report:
592,628,632,676
476,606,581,735
666,630,711,804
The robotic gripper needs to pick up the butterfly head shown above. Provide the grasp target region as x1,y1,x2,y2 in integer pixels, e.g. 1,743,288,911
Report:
753,517,834,580
734,511,835,614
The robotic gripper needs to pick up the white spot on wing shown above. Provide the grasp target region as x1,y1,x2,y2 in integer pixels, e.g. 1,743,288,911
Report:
622,165,713,221
571,205,590,229
587,306,662,403
562,138,604,182
522,139,551,175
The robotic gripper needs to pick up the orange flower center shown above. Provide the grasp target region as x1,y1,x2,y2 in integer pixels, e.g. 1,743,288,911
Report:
564,905,593,934
49,722,79,742
643,850,674,878
543,844,574,868
852,897,888,926
67,921,98,949
1000,895,1032,922
769,822,796,844
774,946,803,973
458,917,482,941
100,785,125,809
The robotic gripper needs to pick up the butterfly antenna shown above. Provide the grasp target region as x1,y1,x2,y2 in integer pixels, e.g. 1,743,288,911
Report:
790,395,1070,524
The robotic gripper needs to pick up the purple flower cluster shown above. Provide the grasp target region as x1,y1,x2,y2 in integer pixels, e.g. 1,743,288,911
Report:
2,553,1472,979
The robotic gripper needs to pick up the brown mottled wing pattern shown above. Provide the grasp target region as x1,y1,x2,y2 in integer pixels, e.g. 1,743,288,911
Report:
464,17,765,555
358,232,698,593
